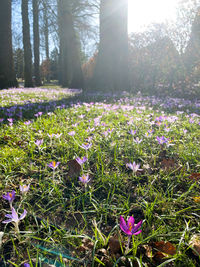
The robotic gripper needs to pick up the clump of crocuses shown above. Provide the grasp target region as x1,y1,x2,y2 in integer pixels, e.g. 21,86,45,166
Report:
2,185,29,234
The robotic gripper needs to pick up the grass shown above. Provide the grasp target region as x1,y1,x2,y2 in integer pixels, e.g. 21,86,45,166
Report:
0,87,200,266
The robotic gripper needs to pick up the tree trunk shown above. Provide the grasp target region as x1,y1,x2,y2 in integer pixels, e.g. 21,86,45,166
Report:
0,0,17,89
92,0,130,92
22,0,33,87
58,0,84,89
43,1,50,83
32,0,42,86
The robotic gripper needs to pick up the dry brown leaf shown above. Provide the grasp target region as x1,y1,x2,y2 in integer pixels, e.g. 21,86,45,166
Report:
67,159,81,177
152,241,176,256
189,173,200,181
153,251,166,263
161,158,176,170
109,236,123,255
189,234,200,256
143,244,152,258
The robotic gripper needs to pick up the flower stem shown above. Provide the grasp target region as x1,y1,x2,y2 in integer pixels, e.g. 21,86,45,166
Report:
125,235,131,254
14,222,20,234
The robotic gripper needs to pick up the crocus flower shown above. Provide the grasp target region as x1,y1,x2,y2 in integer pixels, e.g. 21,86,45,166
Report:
34,112,43,117
20,184,30,194
47,161,60,169
133,137,143,144
24,264,30,267
54,133,62,138
81,143,92,150
129,129,136,136
47,133,55,138
3,190,15,206
156,136,169,145
68,131,76,136
126,162,142,173
76,156,87,165
24,120,32,125
2,207,27,233
35,139,43,146
7,118,14,126
120,216,142,236
79,174,90,184
144,132,152,138
148,129,154,134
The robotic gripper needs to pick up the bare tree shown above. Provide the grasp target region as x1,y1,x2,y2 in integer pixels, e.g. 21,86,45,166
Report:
0,0,17,89
33,0,42,86
58,0,84,88
22,0,33,87
92,0,130,91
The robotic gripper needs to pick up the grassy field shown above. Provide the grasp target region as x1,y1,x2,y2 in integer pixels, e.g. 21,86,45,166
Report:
0,87,200,267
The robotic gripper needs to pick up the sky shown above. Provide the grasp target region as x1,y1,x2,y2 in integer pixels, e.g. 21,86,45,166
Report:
128,0,180,33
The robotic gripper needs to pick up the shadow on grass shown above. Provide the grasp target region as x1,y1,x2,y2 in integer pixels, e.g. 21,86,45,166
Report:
0,88,82,126
0,88,130,127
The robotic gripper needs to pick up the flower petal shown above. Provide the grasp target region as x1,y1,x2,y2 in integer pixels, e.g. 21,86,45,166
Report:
119,216,129,233
11,208,19,221
133,229,142,235
133,220,143,233
5,214,12,218
19,209,27,220
2,219,12,224
127,216,135,228
2,194,8,200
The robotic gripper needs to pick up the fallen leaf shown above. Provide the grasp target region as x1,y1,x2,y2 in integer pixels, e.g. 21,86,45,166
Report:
153,251,166,264
109,236,123,255
189,173,200,181
161,159,176,170
152,241,176,256
67,159,81,177
78,238,94,253
189,234,200,256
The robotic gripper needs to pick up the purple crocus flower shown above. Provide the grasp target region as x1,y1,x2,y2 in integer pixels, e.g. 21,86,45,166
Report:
76,156,87,165
2,207,27,224
68,131,76,136
126,162,142,173
0,118,4,123
35,139,43,146
7,118,14,126
129,129,136,135
20,184,30,194
54,133,62,138
2,207,27,233
3,190,15,205
133,137,143,144
156,136,169,145
34,112,43,117
81,143,92,150
47,161,60,169
79,174,90,184
120,216,142,236
24,120,32,125
24,264,30,267
7,118,13,123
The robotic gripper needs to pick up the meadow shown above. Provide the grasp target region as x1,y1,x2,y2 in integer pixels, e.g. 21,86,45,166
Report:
0,87,200,267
